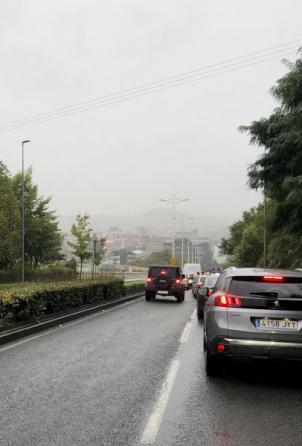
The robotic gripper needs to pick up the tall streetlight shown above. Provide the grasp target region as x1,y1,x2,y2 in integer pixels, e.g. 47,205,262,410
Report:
180,215,194,267
21,140,31,282
160,194,189,257
263,148,268,268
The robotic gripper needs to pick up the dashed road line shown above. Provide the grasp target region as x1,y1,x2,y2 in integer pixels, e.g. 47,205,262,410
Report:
190,308,197,320
179,321,191,344
141,309,196,444
141,358,180,444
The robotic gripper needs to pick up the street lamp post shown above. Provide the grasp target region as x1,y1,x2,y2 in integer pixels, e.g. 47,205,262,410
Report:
181,236,183,269
160,194,189,258
21,140,31,283
181,215,194,267
187,240,190,264
263,147,267,269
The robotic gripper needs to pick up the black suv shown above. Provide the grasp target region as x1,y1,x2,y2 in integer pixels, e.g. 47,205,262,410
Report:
145,265,185,303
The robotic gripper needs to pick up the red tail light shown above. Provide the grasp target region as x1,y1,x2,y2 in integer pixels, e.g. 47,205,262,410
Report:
217,344,225,353
146,277,153,283
263,276,284,282
215,293,241,307
175,279,181,284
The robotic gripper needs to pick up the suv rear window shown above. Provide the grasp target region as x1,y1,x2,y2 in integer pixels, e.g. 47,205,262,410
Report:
228,276,302,298
148,267,179,278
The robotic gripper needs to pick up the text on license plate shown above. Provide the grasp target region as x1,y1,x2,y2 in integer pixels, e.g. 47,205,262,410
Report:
256,318,298,330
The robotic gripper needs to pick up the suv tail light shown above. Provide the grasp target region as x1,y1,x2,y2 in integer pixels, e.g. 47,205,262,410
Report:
215,293,241,307
175,279,181,284
263,276,284,282
146,277,153,283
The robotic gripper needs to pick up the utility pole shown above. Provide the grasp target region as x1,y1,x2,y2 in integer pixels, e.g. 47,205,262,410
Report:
187,239,190,264
21,140,31,283
92,234,97,277
181,215,194,265
263,147,268,268
160,194,189,258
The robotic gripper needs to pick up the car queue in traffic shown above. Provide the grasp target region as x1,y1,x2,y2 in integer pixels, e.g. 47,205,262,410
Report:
145,263,302,378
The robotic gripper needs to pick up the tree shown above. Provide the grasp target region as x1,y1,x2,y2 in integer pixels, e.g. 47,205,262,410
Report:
0,161,21,269
68,213,92,278
240,53,302,234
220,204,267,267
11,167,63,266
222,52,302,269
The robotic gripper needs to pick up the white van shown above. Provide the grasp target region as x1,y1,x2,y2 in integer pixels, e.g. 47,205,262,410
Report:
183,263,202,276
183,263,202,288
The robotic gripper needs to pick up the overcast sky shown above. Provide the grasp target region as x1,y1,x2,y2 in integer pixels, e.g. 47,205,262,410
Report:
1,0,301,223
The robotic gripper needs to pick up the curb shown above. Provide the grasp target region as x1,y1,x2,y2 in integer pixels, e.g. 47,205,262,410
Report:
0,292,144,346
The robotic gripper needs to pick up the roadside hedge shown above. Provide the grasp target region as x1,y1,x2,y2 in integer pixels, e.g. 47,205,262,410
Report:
124,282,145,295
0,279,145,322
0,265,76,284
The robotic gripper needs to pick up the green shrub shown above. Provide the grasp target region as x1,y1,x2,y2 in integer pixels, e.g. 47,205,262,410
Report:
123,282,145,295
0,279,122,321
0,265,76,284
0,279,145,322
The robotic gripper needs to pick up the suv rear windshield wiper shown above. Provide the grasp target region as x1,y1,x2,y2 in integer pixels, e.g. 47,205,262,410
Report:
249,292,278,297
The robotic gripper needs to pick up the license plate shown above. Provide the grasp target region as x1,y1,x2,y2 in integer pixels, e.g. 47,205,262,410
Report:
255,318,298,331
158,290,168,294
159,280,166,283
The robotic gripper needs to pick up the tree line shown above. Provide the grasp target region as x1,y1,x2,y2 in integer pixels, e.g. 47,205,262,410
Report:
0,163,63,270
0,162,105,279
221,51,302,268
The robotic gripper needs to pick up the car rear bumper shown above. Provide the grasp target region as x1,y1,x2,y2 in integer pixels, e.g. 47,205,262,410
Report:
145,285,184,296
211,337,302,360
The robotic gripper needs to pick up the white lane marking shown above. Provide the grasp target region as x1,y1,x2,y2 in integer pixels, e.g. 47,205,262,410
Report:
0,297,143,354
141,358,180,444
179,321,191,344
190,308,197,320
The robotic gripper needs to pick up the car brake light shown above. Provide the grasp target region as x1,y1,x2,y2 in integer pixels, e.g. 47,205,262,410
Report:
146,277,153,283
263,276,284,282
217,344,225,353
175,279,181,284
160,270,167,275
215,294,241,307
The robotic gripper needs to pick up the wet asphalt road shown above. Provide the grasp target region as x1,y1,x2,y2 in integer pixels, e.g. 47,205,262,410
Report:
1,291,302,446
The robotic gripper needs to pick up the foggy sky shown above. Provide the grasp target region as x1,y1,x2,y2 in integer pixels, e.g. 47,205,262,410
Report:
1,0,301,223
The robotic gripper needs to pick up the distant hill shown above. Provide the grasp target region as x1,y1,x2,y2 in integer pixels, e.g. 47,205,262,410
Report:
60,209,230,239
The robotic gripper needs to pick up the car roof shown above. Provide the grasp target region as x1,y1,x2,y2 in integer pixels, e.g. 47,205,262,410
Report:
224,267,302,279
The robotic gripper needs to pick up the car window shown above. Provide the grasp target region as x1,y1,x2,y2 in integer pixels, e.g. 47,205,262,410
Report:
213,272,226,291
229,276,302,298
148,267,178,278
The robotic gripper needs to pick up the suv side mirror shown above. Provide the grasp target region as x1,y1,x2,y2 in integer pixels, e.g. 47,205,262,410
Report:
197,287,209,297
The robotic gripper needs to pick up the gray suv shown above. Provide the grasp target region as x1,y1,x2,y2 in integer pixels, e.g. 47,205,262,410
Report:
202,267,302,376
